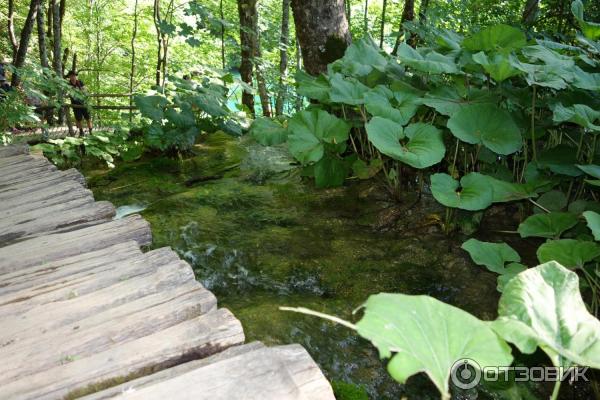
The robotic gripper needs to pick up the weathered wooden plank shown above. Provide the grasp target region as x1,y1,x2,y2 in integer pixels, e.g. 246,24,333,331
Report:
0,215,152,272
0,308,244,400
0,144,28,158
0,247,180,317
0,257,196,340
82,344,335,400
0,154,36,168
0,181,93,217
0,199,115,245
0,156,50,176
0,164,60,185
0,241,141,295
0,168,85,198
0,284,217,382
81,343,268,400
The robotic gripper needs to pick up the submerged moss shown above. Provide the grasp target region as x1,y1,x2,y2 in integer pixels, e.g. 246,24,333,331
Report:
82,135,501,399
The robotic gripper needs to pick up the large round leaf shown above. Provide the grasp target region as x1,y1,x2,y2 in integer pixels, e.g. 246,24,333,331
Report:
536,239,600,269
364,86,419,125
447,104,522,155
397,43,459,74
463,24,527,52
287,109,350,164
430,173,494,211
356,293,513,399
249,117,288,146
518,212,579,239
461,238,521,274
583,211,600,241
423,87,498,116
472,52,521,82
492,261,600,368
367,120,445,169
313,155,349,188
329,73,370,105
551,103,600,132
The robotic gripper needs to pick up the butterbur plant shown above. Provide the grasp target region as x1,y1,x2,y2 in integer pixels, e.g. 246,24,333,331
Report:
282,262,600,400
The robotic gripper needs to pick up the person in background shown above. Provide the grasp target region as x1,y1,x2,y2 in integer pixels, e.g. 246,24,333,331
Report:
67,70,92,136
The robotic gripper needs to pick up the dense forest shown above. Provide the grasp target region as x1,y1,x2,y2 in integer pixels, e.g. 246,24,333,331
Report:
2,0,600,399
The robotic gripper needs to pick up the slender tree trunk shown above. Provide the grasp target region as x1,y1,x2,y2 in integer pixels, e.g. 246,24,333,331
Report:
37,0,50,69
290,0,351,76
522,0,539,26
345,0,352,39
160,0,174,85
419,0,430,20
8,0,19,60
254,31,271,117
363,0,368,34
237,0,256,114
391,0,415,56
51,0,65,123
153,0,163,86
379,0,387,48
220,0,226,69
295,31,303,111
275,0,290,115
11,0,41,87
129,0,139,121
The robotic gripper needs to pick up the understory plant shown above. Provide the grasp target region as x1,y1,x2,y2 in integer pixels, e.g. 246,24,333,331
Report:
283,261,600,400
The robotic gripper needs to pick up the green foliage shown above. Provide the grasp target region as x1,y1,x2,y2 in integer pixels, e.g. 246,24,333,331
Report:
492,261,600,369
355,294,513,400
430,173,493,211
461,239,521,274
518,212,579,239
536,239,600,269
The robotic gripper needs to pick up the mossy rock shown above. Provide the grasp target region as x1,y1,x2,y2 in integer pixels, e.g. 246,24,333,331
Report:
332,381,369,400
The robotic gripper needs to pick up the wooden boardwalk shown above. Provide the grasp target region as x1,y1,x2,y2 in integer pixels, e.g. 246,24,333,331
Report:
0,145,335,400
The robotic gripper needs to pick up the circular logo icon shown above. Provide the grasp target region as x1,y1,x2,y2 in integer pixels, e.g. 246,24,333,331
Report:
450,358,482,390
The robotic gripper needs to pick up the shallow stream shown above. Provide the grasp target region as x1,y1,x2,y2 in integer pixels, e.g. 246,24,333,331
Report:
83,133,524,399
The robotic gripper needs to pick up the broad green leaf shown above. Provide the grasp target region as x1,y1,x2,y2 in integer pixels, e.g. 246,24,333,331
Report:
296,71,330,103
463,24,527,53
423,86,497,116
521,45,576,68
492,261,600,368
481,175,539,202
518,212,579,239
497,263,528,292
572,0,600,40
314,155,349,188
538,146,583,177
367,120,445,169
537,239,600,269
577,164,600,179
337,36,388,76
551,103,600,132
509,57,571,90
472,52,521,82
330,74,370,105
447,104,522,155
134,95,168,121
250,117,288,146
582,211,600,241
356,293,513,398
364,86,419,125
287,110,350,164
572,67,600,90
461,238,521,274
397,43,459,74
430,173,493,211
533,190,568,213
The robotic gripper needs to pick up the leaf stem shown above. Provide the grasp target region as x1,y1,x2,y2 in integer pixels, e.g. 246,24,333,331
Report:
530,85,537,162
550,377,562,400
279,306,358,330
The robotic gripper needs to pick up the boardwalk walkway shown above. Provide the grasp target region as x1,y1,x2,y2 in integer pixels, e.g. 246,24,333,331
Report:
0,145,335,400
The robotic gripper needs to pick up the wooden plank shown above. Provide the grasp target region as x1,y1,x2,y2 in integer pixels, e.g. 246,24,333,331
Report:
0,308,244,400
0,241,141,295
0,181,93,216
0,199,115,245
0,154,36,167
0,215,152,272
81,343,268,400
0,157,50,176
82,344,335,400
0,284,217,382
0,168,85,198
0,145,28,158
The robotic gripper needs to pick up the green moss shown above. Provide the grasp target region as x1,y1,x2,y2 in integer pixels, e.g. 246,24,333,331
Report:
332,381,370,400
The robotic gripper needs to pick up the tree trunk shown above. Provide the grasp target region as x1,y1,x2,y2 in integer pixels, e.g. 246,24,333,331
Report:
37,0,50,69
363,0,368,34
379,0,387,48
51,0,65,123
295,31,303,111
522,0,539,26
153,0,163,86
290,0,351,76
11,0,41,87
254,31,271,117
419,0,430,20
391,0,415,56
220,0,226,69
8,0,19,60
275,0,290,115
129,0,139,121
345,0,352,39
237,0,256,114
